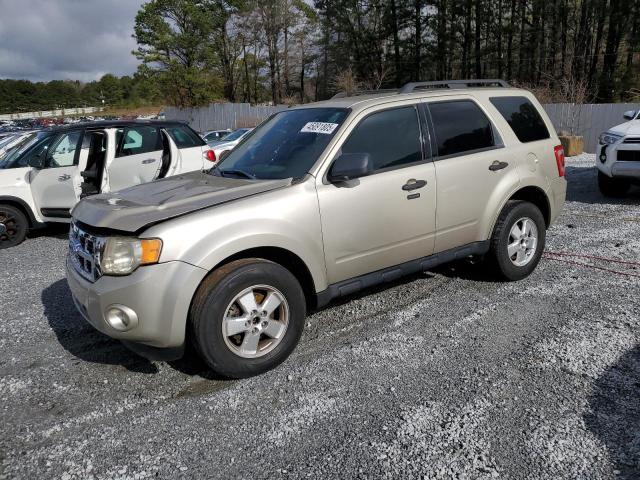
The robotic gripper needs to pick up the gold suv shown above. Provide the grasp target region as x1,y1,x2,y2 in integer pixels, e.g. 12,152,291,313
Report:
66,79,567,378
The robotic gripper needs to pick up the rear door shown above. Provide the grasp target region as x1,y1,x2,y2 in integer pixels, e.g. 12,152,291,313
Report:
165,125,206,173
29,130,82,219
425,98,518,252
108,125,163,191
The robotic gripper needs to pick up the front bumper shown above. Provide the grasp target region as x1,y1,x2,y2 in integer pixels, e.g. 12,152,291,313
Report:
66,257,208,349
597,143,640,179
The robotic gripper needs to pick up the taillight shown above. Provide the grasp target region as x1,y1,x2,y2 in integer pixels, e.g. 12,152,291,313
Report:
554,145,565,177
205,150,216,162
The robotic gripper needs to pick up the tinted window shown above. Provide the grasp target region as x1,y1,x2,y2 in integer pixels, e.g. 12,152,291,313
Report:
47,131,81,167
167,126,204,148
341,106,422,172
224,129,251,142
490,96,550,143
429,101,495,157
117,126,161,157
214,108,348,180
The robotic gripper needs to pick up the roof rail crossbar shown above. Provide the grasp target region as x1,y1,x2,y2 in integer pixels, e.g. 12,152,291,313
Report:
399,79,510,93
331,88,398,99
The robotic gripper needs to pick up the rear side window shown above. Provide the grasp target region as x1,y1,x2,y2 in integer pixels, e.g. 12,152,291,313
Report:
167,126,205,148
341,106,423,172
116,126,161,157
490,96,550,143
428,101,495,158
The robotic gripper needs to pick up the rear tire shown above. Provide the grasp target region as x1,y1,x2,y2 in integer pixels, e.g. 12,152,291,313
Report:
487,200,546,281
598,171,630,197
0,204,28,249
189,258,306,379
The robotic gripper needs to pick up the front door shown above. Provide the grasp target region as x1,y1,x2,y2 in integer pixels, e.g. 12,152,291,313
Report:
30,130,82,219
316,104,437,284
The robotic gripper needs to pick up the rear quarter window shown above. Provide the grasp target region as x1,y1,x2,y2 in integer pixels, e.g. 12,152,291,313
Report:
490,96,550,143
168,126,205,148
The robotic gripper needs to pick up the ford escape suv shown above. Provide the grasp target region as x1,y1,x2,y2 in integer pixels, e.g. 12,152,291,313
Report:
66,80,567,378
0,120,211,248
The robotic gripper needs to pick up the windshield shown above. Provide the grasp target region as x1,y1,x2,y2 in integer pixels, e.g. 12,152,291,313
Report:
225,128,253,142
212,108,349,180
0,132,52,169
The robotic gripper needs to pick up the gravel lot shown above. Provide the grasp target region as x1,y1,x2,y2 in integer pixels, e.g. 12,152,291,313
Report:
1,154,639,480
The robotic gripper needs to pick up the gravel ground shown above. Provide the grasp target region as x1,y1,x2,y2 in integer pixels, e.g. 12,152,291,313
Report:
1,154,639,480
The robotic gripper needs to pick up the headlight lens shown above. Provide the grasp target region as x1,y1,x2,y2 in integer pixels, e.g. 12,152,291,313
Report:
100,237,162,275
599,132,623,145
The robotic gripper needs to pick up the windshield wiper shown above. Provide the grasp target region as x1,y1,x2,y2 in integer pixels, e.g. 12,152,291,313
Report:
217,168,256,179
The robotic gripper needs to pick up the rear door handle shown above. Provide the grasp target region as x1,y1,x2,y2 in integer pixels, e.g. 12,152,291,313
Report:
402,179,427,191
58,174,71,181
489,161,509,171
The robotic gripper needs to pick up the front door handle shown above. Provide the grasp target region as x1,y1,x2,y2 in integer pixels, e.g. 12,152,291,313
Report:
142,158,157,164
58,174,71,181
402,179,427,191
489,161,509,171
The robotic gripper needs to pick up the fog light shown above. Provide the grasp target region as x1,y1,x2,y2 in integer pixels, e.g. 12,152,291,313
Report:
600,154,607,163
105,305,138,332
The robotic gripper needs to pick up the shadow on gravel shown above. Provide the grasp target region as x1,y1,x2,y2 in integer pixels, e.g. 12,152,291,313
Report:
27,223,69,240
585,345,640,478
565,165,640,205
42,279,160,374
432,260,501,283
42,279,230,380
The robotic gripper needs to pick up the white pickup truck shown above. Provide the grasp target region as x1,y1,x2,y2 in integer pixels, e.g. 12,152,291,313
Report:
0,120,213,248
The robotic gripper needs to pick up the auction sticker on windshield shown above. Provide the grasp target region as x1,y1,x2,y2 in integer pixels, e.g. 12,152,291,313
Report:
300,122,339,134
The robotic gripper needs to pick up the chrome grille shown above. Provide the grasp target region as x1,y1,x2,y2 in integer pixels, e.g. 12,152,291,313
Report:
69,222,103,282
623,137,640,144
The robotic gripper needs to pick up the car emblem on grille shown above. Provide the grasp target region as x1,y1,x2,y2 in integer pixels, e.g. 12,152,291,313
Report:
70,239,82,254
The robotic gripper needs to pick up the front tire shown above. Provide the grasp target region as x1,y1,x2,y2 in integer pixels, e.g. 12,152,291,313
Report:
598,171,630,197
488,200,546,281
189,258,306,378
0,204,28,249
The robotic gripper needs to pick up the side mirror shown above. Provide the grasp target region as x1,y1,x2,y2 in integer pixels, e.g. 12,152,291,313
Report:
623,110,637,121
28,153,45,169
328,153,373,182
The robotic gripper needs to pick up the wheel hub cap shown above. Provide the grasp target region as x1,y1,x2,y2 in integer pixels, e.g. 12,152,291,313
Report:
507,217,538,267
222,285,289,359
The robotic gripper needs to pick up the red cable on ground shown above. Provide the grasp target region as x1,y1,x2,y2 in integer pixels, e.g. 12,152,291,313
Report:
543,251,640,279
544,250,640,267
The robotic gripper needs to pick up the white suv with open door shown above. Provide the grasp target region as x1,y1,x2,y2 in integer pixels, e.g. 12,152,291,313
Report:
0,120,211,248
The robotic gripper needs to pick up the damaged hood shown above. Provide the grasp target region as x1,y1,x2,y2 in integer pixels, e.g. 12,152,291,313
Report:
72,171,292,232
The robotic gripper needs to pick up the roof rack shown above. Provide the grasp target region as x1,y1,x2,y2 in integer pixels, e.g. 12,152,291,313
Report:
331,88,398,99
330,79,510,99
399,79,510,93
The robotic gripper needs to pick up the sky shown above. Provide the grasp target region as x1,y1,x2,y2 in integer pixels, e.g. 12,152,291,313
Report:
0,0,145,83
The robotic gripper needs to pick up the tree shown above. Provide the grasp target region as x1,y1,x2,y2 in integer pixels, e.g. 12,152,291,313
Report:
133,0,225,107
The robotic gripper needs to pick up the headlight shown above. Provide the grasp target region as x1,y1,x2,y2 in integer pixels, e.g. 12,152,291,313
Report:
100,237,162,275
599,132,623,145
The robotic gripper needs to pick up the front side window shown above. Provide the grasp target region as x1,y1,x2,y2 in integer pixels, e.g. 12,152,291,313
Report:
47,131,81,167
116,126,161,157
490,96,550,143
340,106,423,172
429,101,495,158
213,108,348,180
